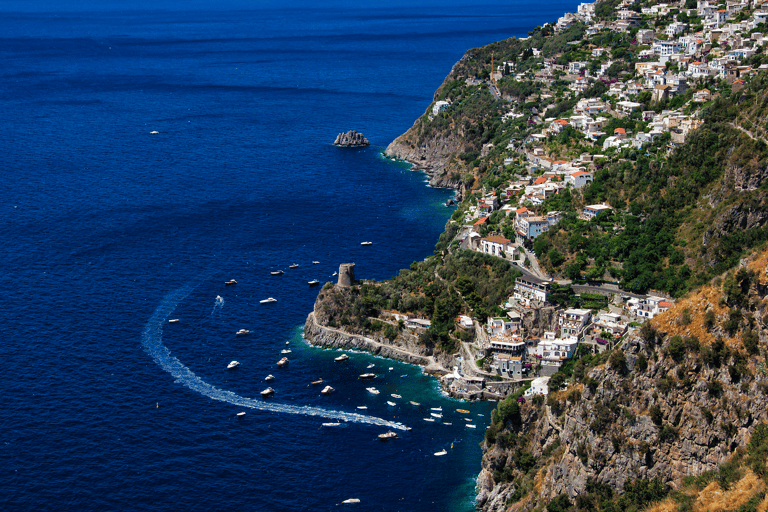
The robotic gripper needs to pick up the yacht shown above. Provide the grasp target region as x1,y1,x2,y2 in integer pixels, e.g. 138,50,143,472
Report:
236,329,250,336
227,361,240,370
360,241,372,246
260,297,277,304
308,280,320,286
359,373,375,379
366,364,375,369
260,387,275,397
289,263,299,268
431,407,442,412
236,412,246,418
334,354,349,362
423,417,435,422
265,374,275,382
431,412,443,419
320,385,334,395
466,424,477,429
410,401,420,406
310,378,323,385
356,406,367,410
277,357,288,367
366,387,379,395
456,409,470,414
387,401,396,407
168,318,179,324
322,422,341,427
281,349,291,354
312,261,319,264
378,431,397,440
225,279,237,285
391,394,402,399
434,449,447,456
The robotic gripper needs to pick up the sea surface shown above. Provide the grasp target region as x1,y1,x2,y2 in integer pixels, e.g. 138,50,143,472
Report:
1,1,580,510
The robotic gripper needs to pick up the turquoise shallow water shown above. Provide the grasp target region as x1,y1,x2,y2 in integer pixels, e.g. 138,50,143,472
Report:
1,2,579,510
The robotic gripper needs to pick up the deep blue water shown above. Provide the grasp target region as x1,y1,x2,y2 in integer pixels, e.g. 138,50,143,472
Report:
1,2,579,510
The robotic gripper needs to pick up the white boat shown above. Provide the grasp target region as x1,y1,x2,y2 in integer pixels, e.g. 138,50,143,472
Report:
289,263,299,268
260,387,275,397
312,261,319,264
388,367,393,371
150,130,159,134
168,318,179,323
391,394,401,399
225,279,237,285
270,270,284,276
334,354,349,362
366,364,375,369
431,412,443,419
410,401,420,406
431,407,442,412
356,406,367,410
281,349,291,354
360,241,372,246
310,378,323,385
466,424,477,429
434,449,447,456
464,418,472,422
387,401,396,406
342,498,360,504
227,360,240,370
236,412,246,418
323,422,341,427
321,385,334,395
265,374,275,382
424,417,435,422
332,271,337,276
443,422,452,426
308,280,320,286
260,297,277,304
277,357,288,366
236,329,250,336
378,431,397,440
366,387,379,395
359,373,375,379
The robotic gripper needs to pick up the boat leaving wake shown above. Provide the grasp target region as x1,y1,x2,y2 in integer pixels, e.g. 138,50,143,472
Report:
143,285,407,430
211,294,224,316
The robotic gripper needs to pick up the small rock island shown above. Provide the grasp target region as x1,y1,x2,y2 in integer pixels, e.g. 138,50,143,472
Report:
334,130,369,147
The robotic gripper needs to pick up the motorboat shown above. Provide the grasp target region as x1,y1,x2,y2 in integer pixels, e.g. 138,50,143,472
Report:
225,279,237,285
360,241,372,246
265,374,275,382
289,263,299,268
322,422,341,427
168,318,179,324
387,401,396,406
342,498,360,504
443,422,452,426
424,418,435,422
410,401,420,406
310,378,323,385
270,270,284,276
260,387,275,397
236,329,250,336
388,367,393,371
150,130,159,134
359,373,375,379
431,407,442,412
236,412,246,418
277,357,288,366
356,406,367,410
466,424,477,429
334,354,349,362
464,418,473,422
332,271,337,276
366,364,375,369
456,409,470,414
431,412,443,419
320,385,334,395
281,349,291,354
434,449,447,456
366,387,379,395
308,280,320,286
312,261,319,264
391,394,402,399
227,361,240,370
260,297,277,304
378,431,397,440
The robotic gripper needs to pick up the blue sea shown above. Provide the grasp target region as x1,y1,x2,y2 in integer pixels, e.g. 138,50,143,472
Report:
1,1,580,510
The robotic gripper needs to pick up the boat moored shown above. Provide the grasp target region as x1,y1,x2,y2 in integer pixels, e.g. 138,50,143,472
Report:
260,387,275,397
227,360,240,370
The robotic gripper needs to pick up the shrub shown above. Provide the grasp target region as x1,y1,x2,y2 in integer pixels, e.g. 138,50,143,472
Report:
668,335,686,362
609,349,627,373
707,379,723,397
658,425,677,443
743,328,759,355
650,404,663,426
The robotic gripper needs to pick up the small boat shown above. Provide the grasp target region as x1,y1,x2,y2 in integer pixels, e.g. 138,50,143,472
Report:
366,387,379,395
227,361,240,370
308,280,320,286
312,261,319,264
431,412,443,419
277,357,288,366
410,401,420,406
168,318,179,324
285,341,290,345
378,431,397,440
391,394,401,399
477,414,485,417
332,271,337,276
366,364,375,369
281,349,291,354
236,329,250,336
270,270,284,276
388,367,393,371
265,374,275,382
150,130,159,134
387,401,396,406
260,297,277,304
289,263,299,268
443,422,452,426
466,424,477,429
400,374,408,378
342,498,360,504
424,418,435,422
310,378,323,385
321,385,334,395
334,354,349,362
236,412,246,418
434,449,447,456
225,279,237,285
260,387,275,397
356,406,367,410
456,409,470,414
323,422,341,427
359,373,375,379
464,418,472,422
431,407,442,412
360,241,372,246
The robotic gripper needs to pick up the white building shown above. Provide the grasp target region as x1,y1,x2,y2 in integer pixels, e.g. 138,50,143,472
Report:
514,274,551,306
559,308,592,337
583,204,613,219
525,376,550,396
480,235,511,257
565,170,593,189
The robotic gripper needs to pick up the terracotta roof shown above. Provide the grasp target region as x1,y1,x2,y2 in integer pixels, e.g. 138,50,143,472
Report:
482,235,511,244
614,128,626,134
555,119,568,125
658,301,673,308
571,171,591,177
534,177,547,185
473,216,489,225
553,160,568,164
516,207,528,214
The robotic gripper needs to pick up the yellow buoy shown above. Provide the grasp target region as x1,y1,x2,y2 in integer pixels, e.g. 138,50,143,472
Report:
156,402,159,409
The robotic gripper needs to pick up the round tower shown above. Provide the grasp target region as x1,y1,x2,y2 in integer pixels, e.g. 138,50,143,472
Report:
337,263,355,287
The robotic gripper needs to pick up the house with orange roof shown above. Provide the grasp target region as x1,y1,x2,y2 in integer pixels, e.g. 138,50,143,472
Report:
480,235,512,257
613,127,626,139
549,119,569,134
692,89,712,103
565,170,593,189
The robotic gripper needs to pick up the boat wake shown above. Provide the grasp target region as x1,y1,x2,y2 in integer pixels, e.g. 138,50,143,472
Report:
143,285,407,431
211,294,224,316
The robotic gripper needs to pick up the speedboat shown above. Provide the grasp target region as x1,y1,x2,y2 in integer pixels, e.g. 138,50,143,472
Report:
150,130,159,134
227,361,240,370
387,401,396,406
237,412,246,418
356,406,367,410
334,354,349,362
410,401,420,406
424,417,435,422
312,261,319,264
332,271,337,276
260,387,275,397
277,357,288,366
168,318,179,324
281,349,291,354
308,280,320,286
342,498,360,503
360,241,372,246
391,394,402,399
466,424,477,429
359,373,375,379
366,364,375,369
320,385,334,395
322,422,341,427
431,412,443,419
265,374,275,382
443,422,452,426
289,263,299,268
456,409,470,414
434,449,447,456
270,270,284,276
225,279,237,285
431,407,442,412
366,387,379,395
236,329,250,336
388,367,393,371
378,431,397,440
310,378,323,385
260,297,277,304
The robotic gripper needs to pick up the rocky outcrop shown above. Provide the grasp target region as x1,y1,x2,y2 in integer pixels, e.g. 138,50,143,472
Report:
334,130,369,147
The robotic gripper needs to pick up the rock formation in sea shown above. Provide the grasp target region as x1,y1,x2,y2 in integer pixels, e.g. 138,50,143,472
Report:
334,130,369,147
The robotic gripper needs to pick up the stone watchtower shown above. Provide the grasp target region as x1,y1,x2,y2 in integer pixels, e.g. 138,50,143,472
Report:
337,263,355,287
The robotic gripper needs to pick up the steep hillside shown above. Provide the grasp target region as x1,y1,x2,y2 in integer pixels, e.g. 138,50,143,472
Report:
476,247,768,511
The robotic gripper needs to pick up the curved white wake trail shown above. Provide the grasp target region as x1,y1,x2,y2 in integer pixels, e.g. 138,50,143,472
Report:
142,285,407,431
